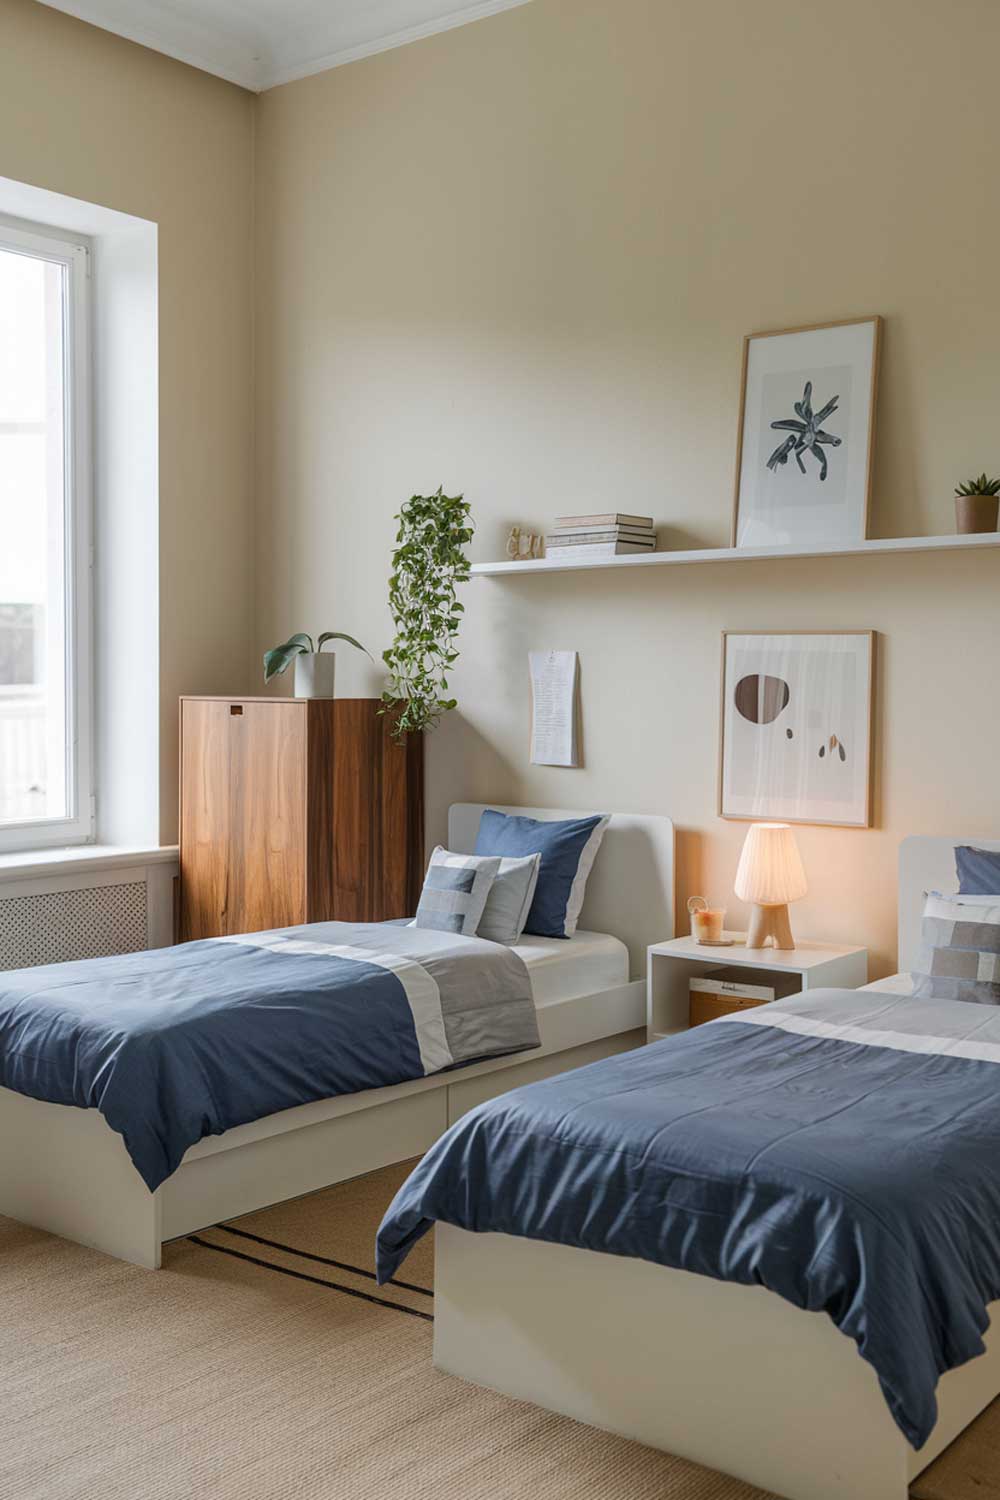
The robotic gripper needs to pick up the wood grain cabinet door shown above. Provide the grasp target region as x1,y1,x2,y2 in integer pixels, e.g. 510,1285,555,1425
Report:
323,702,424,923
227,701,308,934
376,708,425,918
179,699,233,940
327,700,376,922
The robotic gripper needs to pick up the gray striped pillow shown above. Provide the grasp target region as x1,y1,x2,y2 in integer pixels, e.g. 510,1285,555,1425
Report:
912,891,1000,1005
414,847,501,936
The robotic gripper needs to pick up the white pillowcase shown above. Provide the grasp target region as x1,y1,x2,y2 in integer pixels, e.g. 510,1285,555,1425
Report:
476,853,542,945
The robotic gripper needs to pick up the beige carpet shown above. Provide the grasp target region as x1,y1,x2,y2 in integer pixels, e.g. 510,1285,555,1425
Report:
0,1163,996,1500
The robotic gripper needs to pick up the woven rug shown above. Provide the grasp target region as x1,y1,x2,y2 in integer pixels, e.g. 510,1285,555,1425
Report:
0,1160,996,1499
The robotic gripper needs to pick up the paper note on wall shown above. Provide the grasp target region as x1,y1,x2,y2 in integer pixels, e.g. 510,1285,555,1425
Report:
529,651,579,767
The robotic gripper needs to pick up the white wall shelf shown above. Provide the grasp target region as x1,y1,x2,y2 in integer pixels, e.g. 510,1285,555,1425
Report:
470,531,1000,577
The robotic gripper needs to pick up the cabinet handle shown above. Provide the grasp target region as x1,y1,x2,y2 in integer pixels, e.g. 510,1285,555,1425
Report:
230,705,243,716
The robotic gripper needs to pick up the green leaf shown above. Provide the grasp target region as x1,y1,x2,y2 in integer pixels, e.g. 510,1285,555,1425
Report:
263,643,306,683
317,630,374,661
284,632,314,653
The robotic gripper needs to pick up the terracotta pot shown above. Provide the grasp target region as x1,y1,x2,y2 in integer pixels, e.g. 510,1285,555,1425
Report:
956,493,999,534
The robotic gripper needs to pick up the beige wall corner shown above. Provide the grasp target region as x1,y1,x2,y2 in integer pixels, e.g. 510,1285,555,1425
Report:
0,0,256,842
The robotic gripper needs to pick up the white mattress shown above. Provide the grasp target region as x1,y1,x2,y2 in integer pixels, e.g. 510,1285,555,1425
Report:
860,972,916,996
512,929,630,1008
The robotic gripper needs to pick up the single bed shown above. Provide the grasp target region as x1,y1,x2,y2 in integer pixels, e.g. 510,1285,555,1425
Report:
378,834,1000,1500
0,804,673,1269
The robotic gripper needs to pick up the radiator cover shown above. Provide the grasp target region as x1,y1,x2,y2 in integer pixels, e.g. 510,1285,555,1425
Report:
0,881,149,970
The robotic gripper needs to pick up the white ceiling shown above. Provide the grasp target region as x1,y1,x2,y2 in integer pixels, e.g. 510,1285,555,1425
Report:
37,0,534,92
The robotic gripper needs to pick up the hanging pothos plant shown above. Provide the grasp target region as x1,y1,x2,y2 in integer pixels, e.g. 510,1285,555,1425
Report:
380,488,473,739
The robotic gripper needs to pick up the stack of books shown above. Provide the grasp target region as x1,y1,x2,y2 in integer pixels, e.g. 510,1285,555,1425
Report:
545,513,656,560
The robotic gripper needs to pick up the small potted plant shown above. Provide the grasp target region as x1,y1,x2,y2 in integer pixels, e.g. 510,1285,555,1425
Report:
955,473,1000,535
263,631,372,698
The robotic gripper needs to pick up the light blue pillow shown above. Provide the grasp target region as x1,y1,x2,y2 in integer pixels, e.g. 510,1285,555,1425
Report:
414,847,500,935
476,853,542,945
474,810,609,939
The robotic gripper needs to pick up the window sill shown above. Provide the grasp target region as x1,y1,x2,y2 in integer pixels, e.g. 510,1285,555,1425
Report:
0,843,178,886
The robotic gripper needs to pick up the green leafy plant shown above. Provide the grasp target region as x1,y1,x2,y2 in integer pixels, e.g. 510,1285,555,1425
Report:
955,473,1000,497
380,488,473,738
263,630,372,684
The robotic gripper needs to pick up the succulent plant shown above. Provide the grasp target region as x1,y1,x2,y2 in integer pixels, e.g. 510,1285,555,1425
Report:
955,473,1000,498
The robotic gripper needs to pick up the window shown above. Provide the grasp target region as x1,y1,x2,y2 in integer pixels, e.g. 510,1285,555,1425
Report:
0,219,92,850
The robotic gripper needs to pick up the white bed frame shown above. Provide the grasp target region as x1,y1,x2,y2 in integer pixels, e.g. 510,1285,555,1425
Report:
0,804,674,1270
433,834,1000,1500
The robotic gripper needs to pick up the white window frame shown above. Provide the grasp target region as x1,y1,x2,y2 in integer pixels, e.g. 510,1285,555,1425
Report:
0,216,94,852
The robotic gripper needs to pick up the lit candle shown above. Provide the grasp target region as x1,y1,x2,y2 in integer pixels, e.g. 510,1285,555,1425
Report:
688,897,726,943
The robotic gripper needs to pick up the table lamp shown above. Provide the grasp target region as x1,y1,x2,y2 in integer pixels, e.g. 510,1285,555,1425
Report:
734,823,807,950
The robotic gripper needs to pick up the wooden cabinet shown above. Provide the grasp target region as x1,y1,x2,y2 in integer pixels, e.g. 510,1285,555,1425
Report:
179,697,423,940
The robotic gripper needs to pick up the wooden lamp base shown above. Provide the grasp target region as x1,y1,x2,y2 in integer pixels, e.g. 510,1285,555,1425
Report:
746,903,796,951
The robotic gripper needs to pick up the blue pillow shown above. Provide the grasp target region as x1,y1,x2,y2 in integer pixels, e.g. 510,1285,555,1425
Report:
474,809,609,939
956,845,1000,896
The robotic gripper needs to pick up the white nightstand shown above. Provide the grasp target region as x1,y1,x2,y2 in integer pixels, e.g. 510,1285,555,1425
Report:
646,935,868,1044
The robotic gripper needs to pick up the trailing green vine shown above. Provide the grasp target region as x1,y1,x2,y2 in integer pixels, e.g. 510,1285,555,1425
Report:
380,488,473,738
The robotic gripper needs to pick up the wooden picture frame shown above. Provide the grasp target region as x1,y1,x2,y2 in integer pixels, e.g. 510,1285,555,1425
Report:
718,630,876,828
732,316,882,550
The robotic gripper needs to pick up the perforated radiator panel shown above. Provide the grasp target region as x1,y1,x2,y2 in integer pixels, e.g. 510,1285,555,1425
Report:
0,881,148,970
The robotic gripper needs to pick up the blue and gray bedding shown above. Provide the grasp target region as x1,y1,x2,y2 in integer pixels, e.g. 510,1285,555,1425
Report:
377,987,1000,1449
0,921,539,1192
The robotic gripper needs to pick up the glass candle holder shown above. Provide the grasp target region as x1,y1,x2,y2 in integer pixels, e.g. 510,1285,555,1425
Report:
688,896,726,943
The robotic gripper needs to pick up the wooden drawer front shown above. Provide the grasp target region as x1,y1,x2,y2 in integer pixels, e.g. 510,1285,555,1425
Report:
689,993,770,1028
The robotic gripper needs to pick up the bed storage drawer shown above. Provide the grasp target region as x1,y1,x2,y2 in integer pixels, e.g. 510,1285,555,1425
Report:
162,1089,448,1240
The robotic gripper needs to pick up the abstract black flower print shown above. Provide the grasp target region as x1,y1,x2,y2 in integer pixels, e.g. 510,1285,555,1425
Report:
766,381,842,482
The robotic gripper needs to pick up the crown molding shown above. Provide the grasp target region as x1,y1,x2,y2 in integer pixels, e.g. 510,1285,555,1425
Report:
36,0,535,94
259,0,534,91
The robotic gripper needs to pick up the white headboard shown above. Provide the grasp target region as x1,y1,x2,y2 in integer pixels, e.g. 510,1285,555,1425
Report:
448,804,675,980
899,836,1000,972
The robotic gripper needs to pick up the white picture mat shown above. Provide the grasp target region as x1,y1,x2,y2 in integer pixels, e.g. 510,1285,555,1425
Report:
720,632,874,827
736,320,878,549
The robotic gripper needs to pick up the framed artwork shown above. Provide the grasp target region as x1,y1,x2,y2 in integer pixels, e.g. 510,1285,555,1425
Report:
719,631,876,828
732,317,882,550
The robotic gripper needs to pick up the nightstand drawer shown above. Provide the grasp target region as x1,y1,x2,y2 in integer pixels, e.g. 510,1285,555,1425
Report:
689,992,771,1028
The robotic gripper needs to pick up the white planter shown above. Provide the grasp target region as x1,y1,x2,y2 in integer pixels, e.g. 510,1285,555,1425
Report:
294,652,336,699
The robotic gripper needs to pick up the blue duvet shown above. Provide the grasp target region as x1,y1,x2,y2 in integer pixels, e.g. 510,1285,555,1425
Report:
377,988,1000,1448
0,922,537,1192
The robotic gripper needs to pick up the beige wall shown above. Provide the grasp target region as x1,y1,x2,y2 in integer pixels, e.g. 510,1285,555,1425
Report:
6,0,996,969
0,0,256,840
253,0,1000,978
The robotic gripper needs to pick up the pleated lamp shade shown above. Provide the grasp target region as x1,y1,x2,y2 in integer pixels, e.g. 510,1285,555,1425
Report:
734,823,808,906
